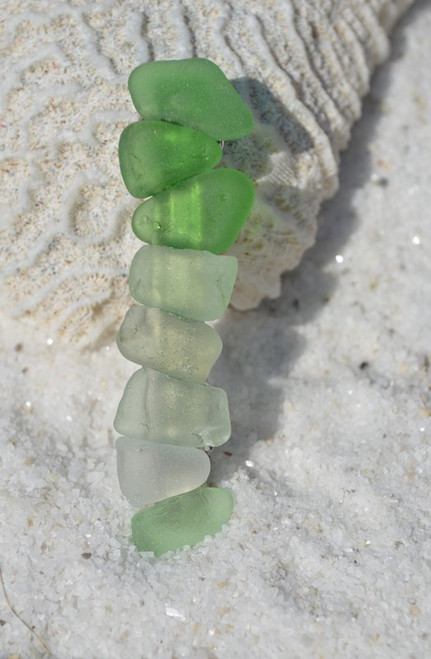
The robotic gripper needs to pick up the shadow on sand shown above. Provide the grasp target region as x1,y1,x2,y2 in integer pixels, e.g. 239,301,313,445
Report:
209,0,424,480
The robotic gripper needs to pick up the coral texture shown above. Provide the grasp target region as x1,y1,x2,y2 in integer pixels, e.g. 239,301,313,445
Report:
0,0,412,345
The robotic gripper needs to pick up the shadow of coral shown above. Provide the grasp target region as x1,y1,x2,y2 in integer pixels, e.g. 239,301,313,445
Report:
210,0,422,481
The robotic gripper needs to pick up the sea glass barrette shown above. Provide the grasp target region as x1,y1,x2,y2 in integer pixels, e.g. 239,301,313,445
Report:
114,58,254,556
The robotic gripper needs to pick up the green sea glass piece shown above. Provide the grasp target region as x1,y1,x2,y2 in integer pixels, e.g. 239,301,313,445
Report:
132,168,255,253
128,58,253,141
117,304,222,383
116,437,210,508
113,367,231,447
129,245,238,321
131,485,234,556
118,120,222,198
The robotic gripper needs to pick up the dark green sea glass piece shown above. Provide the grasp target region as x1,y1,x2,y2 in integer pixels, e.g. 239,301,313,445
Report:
128,58,253,141
132,168,255,253
119,120,222,198
131,485,234,556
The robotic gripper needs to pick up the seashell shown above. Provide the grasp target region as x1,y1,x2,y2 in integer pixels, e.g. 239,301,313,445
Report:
0,0,413,345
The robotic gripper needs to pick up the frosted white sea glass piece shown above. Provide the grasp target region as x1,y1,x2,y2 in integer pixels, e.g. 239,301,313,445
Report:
116,437,211,507
128,245,238,321
113,367,231,447
116,304,222,383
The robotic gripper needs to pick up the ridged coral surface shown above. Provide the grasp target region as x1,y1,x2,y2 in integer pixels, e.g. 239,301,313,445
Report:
0,0,412,345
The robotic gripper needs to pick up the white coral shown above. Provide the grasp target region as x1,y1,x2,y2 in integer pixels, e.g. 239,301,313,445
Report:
0,0,412,344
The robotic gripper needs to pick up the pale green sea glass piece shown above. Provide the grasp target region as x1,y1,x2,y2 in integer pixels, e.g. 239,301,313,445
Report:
114,367,231,447
132,168,255,253
128,58,253,141
117,304,222,383
119,120,222,198
116,437,210,507
131,485,234,556
129,245,238,321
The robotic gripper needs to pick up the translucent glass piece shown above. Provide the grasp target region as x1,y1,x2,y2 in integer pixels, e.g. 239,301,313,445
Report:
118,120,222,198
113,367,231,447
116,304,222,383
132,168,255,253
128,58,253,141
116,437,210,507
131,485,234,556
129,245,238,321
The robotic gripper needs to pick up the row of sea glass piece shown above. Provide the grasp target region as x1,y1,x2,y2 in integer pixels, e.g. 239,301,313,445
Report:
114,58,255,554
113,248,237,506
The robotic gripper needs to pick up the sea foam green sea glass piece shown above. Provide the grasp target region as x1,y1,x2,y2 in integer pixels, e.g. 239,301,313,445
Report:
132,169,255,253
116,437,210,507
129,245,238,321
117,304,222,383
114,367,231,447
119,120,222,198
131,485,234,556
128,58,253,141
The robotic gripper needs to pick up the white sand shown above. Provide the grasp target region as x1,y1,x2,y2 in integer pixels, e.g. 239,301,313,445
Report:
1,2,431,657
